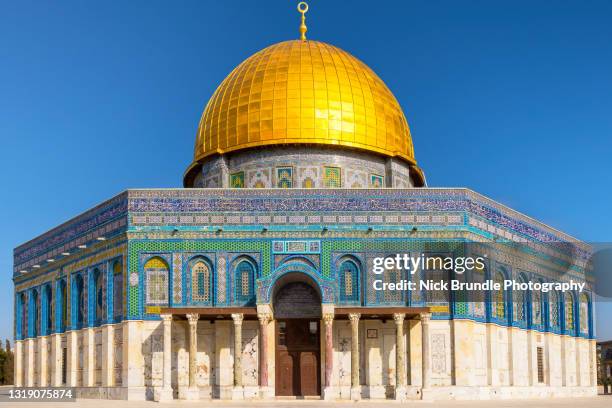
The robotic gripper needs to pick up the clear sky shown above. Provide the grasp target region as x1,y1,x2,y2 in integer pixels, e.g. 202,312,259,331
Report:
1,0,611,342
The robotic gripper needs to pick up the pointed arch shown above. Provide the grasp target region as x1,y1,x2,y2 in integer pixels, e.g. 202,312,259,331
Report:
513,273,528,325
548,290,560,330
491,268,508,322
189,256,213,304
19,292,27,339
144,257,169,306
531,278,544,327
73,273,85,329
43,284,53,335
92,267,105,324
579,292,591,336
31,288,39,337
338,257,360,304
57,279,68,332
564,291,575,334
469,260,487,318
112,260,123,321
234,258,256,306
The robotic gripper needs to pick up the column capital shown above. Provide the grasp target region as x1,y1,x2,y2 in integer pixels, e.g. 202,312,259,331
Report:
160,313,173,322
393,312,406,324
322,312,334,325
420,312,432,323
348,313,361,324
186,313,199,324
257,312,272,325
231,313,244,325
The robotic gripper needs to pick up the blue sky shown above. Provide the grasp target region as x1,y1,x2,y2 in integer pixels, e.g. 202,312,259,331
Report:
1,0,611,342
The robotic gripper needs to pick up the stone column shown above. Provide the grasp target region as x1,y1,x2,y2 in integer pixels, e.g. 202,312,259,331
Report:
183,313,200,400
257,312,272,398
322,312,335,400
50,333,62,387
101,325,114,386
394,313,407,400
14,340,23,387
122,320,146,400
231,313,244,400
38,336,47,386
25,338,34,387
348,313,361,401
65,331,78,387
154,314,173,401
83,328,95,386
215,321,232,399
421,313,432,390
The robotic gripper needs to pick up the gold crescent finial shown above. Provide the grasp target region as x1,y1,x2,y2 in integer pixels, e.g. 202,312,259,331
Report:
298,2,309,41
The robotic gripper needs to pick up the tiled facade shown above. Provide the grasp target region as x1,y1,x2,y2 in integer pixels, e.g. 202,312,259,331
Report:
12,188,597,400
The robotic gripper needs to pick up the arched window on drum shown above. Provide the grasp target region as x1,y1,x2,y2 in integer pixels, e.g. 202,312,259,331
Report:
579,293,590,336
491,270,507,322
191,260,212,304
339,259,359,303
564,292,575,334
144,257,169,306
234,260,255,305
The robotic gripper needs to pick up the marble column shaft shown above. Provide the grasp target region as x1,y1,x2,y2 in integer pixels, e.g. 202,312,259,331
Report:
348,313,361,387
14,340,23,387
421,313,431,389
84,328,95,386
323,313,334,388
257,313,271,387
50,333,62,387
38,336,47,386
231,313,244,387
101,325,114,387
394,313,407,387
25,338,34,387
161,315,173,391
186,313,199,389
65,331,78,387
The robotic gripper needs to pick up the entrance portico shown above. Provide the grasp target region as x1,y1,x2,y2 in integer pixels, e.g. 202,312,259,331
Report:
156,300,430,401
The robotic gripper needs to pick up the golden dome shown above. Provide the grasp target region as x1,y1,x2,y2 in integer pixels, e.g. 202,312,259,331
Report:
185,40,420,183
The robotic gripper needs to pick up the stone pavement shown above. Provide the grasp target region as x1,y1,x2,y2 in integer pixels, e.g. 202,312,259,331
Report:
0,394,611,408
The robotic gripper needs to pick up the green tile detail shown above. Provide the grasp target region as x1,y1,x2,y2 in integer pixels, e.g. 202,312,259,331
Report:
127,239,271,316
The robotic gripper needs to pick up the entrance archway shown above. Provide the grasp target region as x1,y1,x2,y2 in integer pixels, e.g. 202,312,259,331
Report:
273,273,321,397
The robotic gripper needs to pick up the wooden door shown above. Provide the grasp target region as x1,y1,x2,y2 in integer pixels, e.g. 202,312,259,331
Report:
300,351,319,396
277,351,295,396
275,319,320,396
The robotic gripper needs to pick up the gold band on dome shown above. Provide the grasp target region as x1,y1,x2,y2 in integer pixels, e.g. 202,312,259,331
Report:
190,40,418,170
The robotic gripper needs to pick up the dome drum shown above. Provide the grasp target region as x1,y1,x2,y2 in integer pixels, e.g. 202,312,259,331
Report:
188,145,424,189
